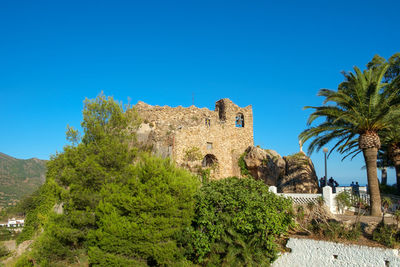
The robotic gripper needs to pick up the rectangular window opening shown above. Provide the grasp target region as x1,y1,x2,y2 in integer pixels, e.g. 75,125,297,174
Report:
207,142,213,150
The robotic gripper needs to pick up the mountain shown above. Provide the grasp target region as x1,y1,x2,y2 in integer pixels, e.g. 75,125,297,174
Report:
0,152,46,208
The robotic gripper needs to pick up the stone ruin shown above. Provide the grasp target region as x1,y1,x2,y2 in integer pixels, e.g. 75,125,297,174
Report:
134,99,319,193
135,98,254,179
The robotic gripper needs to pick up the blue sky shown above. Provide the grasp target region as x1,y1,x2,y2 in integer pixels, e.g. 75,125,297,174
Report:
1,0,399,185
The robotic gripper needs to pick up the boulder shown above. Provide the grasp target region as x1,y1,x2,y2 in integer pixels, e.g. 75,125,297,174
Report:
278,152,319,193
243,146,285,186
242,147,320,193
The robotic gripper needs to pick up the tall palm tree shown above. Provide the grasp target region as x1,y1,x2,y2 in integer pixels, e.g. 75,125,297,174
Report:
380,122,400,193
377,147,391,186
368,54,400,192
299,64,400,216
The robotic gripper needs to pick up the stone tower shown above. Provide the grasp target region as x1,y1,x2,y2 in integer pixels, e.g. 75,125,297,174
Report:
135,98,254,179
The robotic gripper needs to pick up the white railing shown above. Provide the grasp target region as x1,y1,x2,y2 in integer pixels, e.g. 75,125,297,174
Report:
268,186,369,214
279,193,322,205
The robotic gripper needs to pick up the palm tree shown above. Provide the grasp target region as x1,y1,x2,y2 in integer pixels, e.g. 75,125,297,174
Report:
377,147,391,186
380,123,400,193
368,54,400,192
299,64,400,216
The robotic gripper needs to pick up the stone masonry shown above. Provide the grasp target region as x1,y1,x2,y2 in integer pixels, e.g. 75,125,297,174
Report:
135,99,254,179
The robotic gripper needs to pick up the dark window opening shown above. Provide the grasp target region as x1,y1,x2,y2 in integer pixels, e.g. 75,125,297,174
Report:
205,118,211,127
216,100,226,121
202,154,218,167
235,113,245,127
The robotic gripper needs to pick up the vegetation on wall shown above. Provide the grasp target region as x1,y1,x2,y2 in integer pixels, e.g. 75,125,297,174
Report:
183,146,202,162
238,152,250,177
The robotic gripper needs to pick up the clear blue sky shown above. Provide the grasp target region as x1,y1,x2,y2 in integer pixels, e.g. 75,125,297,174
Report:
1,0,399,185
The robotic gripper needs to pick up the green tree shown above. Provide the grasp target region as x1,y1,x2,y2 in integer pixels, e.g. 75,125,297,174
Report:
87,154,199,266
379,123,400,193
18,94,139,263
20,93,201,266
368,54,400,192
299,64,400,216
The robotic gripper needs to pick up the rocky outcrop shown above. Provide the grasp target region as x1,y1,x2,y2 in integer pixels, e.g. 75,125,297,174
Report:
242,146,319,193
279,153,319,193
243,146,285,186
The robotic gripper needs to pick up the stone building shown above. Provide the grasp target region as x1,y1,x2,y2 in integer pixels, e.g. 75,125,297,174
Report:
135,98,254,179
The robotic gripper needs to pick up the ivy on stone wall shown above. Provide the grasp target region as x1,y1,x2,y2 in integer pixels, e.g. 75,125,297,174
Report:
238,152,251,177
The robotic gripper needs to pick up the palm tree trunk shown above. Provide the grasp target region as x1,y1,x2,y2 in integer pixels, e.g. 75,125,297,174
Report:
395,162,400,194
381,168,387,185
363,147,382,216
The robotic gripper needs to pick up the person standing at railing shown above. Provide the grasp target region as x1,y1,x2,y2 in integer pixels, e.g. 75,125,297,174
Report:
354,182,360,197
319,177,326,187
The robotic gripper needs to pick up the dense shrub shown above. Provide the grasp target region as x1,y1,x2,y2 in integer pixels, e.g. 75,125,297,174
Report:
185,177,294,265
372,222,400,247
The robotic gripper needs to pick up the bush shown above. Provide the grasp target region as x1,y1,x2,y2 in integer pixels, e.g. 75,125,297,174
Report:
0,244,10,258
372,222,400,248
309,221,361,241
185,177,294,265
15,255,34,267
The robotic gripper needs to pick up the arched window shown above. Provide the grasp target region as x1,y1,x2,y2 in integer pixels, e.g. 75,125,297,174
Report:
235,113,244,127
202,154,218,168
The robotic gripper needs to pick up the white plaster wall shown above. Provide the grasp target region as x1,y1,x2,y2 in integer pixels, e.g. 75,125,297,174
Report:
273,238,400,267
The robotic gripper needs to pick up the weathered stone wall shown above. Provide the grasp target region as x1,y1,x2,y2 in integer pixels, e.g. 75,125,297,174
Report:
135,99,254,179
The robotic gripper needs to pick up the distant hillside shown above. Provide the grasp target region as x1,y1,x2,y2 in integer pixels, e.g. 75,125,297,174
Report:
0,152,46,208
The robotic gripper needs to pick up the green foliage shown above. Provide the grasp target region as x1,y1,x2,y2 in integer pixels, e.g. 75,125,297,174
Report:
0,244,10,258
183,146,202,162
335,191,352,213
299,64,399,158
238,152,250,177
308,220,361,241
0,228,19,241
15,254,34,267
185,177,294,265
372,222,400,248
16,178,61,244
22,94,200,266
87,155,199,266
199,168,211,184
20,94,141,264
